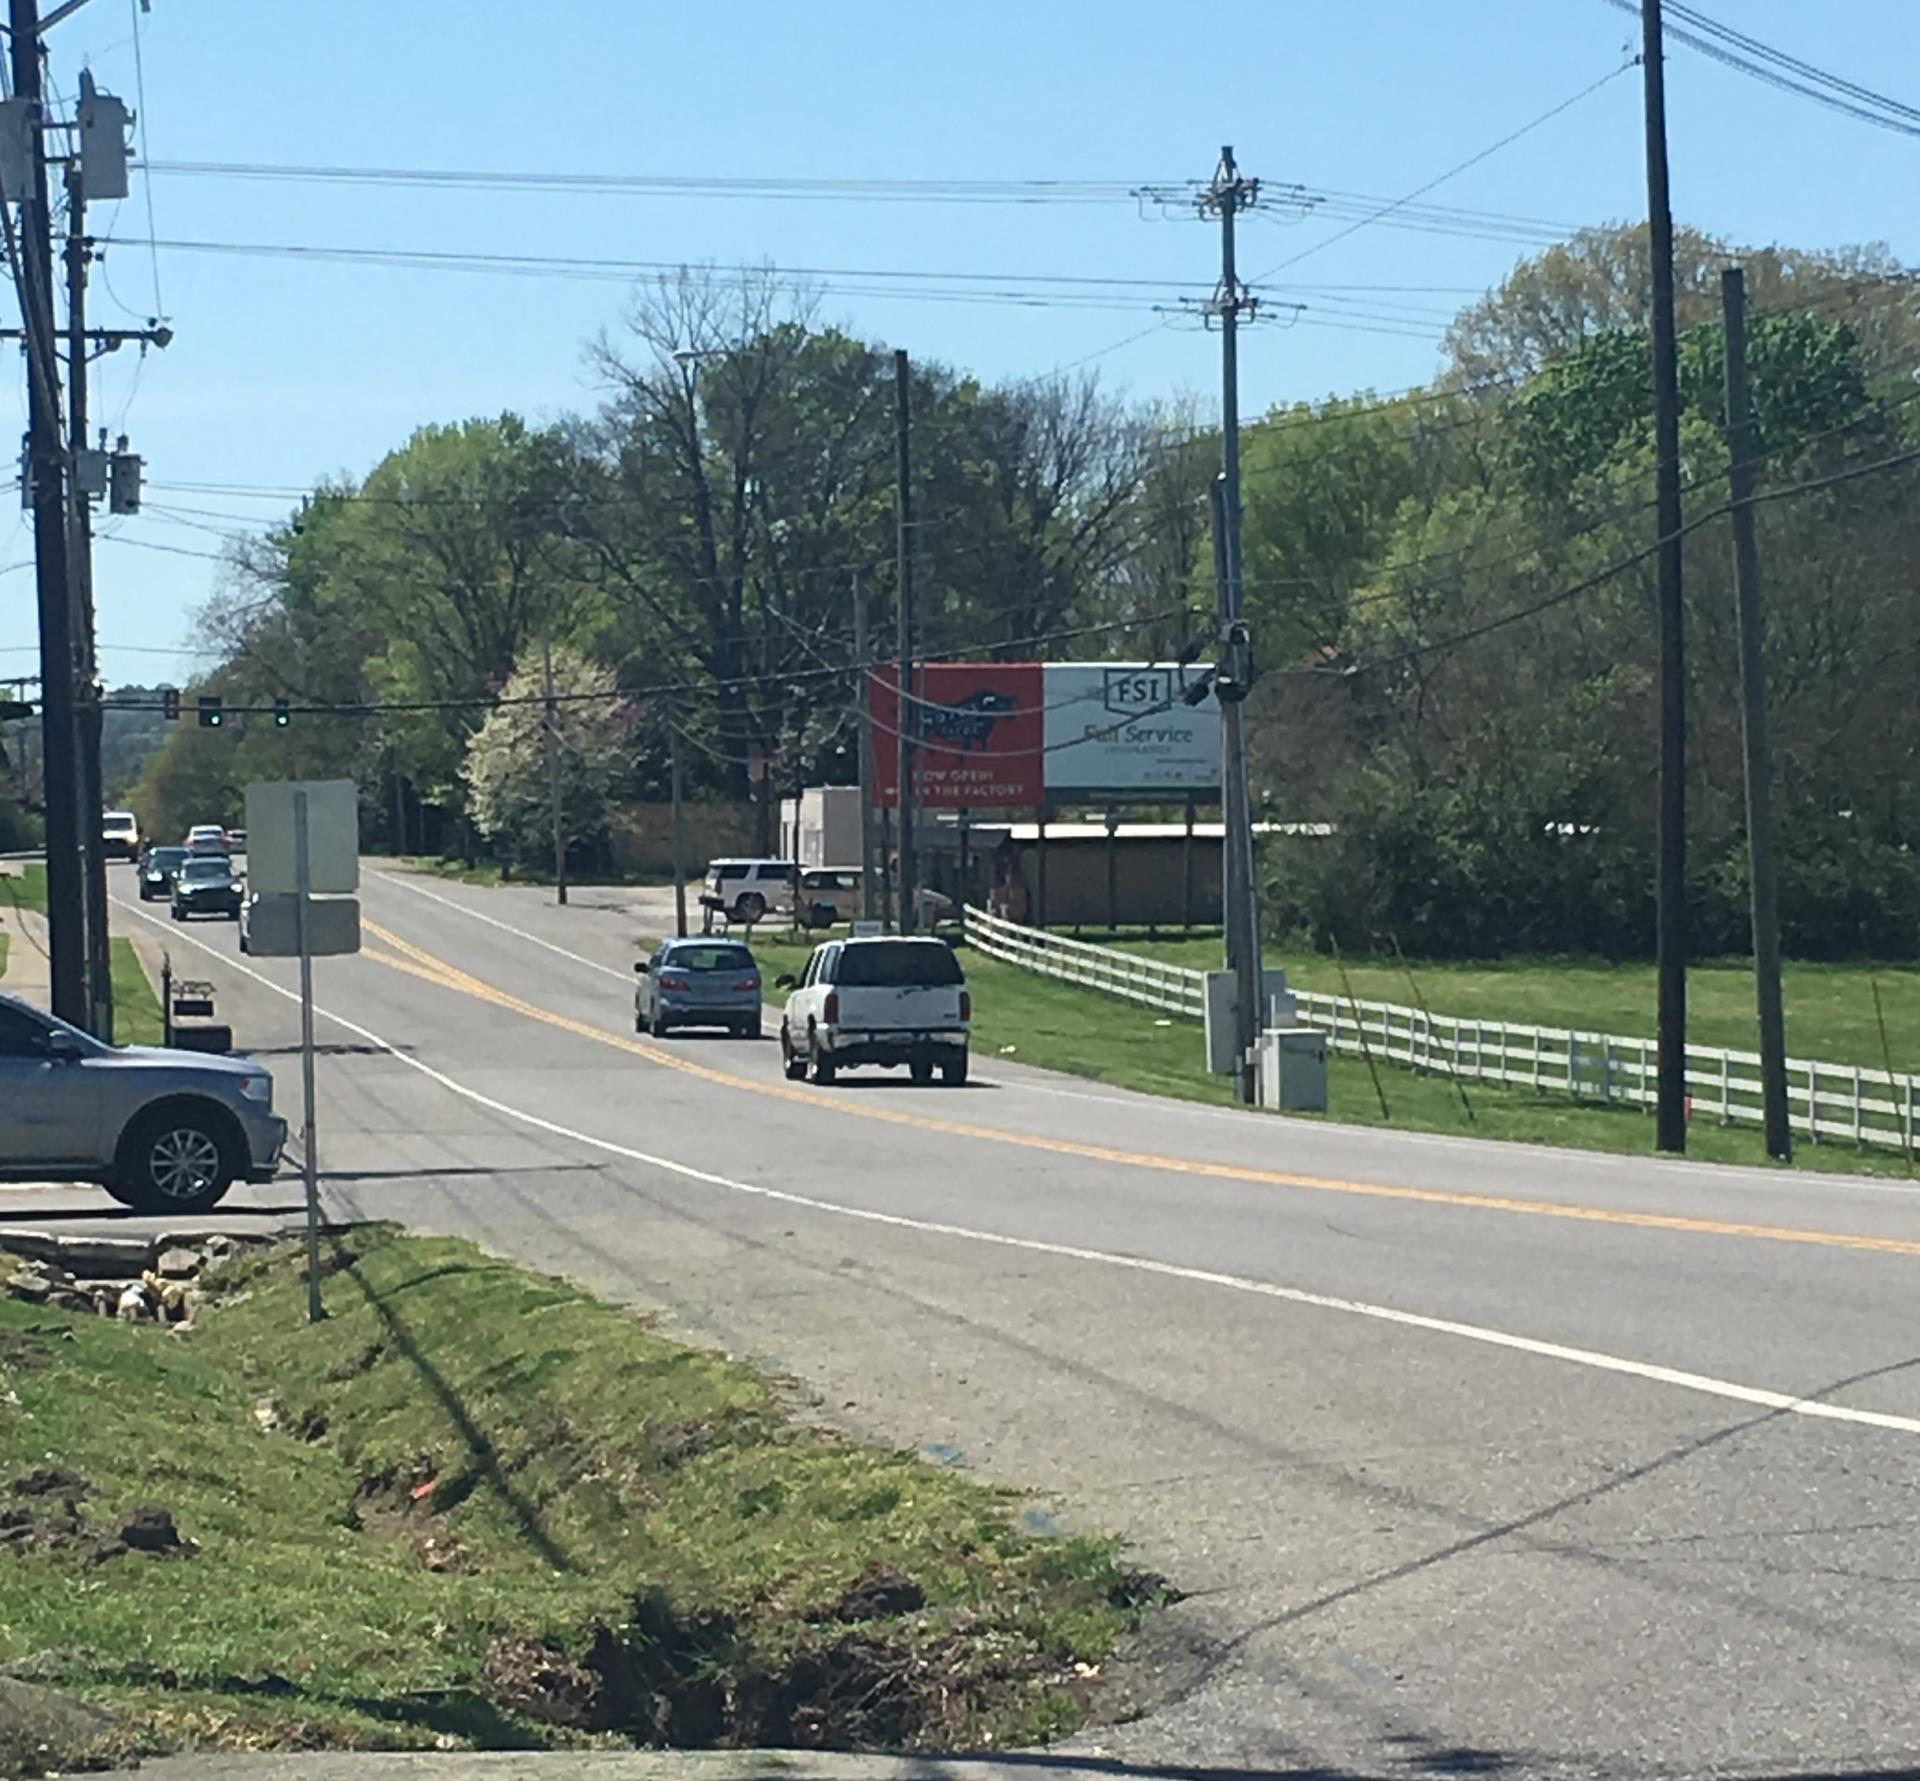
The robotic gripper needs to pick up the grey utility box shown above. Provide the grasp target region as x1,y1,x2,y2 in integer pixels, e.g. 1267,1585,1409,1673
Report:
1261,1027,1328,1112
1205,968,1300,1074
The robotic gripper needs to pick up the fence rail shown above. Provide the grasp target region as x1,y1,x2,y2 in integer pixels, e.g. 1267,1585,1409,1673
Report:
963,904,1919,1155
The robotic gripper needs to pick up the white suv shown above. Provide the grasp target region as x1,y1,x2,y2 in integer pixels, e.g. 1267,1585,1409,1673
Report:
777,936,970,1086
703,858,796,925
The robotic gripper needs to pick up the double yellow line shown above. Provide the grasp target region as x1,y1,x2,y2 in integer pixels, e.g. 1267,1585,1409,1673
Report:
357,919,1920,1265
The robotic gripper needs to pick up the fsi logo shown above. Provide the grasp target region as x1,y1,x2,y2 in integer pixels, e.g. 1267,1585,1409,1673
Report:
1101,668,1177,717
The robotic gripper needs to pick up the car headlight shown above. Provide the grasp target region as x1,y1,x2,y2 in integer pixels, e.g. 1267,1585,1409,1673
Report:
238,1074,272,1104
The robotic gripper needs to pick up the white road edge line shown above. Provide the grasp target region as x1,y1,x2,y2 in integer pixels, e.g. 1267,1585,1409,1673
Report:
367,869,634,982
113,891,1920,1442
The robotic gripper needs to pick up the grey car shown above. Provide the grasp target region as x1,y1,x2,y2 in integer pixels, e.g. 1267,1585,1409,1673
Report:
634,938,764,1038
0,991,286,1213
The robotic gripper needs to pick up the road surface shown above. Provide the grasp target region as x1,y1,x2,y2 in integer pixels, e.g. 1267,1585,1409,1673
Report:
32,863,1920,1777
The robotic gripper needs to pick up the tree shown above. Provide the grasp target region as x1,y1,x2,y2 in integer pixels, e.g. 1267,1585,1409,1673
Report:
463,645,629,873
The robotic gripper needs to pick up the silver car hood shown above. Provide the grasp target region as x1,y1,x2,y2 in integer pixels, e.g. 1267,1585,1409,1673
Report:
111,1045,263,1077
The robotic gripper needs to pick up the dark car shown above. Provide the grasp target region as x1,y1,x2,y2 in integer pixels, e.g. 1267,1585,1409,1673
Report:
171,854,243,922
137,845,190,901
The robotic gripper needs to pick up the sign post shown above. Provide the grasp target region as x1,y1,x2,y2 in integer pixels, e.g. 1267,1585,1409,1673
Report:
245,778,360,1325
293,789,323,1324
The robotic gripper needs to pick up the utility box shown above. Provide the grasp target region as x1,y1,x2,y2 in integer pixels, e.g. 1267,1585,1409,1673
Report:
1205,967,1299,1074
1261,1028,1328,1113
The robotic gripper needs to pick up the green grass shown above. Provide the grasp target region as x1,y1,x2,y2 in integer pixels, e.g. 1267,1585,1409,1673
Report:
392,857,677,891
1094,932,1920,1074
0,862,45,915
0,1228,1140,1763
0,930,8,979
110,937,164,1046
741,929,1913,1178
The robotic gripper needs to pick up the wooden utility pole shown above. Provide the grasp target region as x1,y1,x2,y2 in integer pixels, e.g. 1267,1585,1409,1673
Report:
668,714,687,938
1721,266,1790,1160
893,349,917,935
852,573,880,921
1641,0,1689,1153
541,634,567,905
65,159,110,1039
13,0,87,1026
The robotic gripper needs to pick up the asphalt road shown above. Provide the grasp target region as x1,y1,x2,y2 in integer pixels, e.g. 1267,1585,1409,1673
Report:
41,864,1920,1778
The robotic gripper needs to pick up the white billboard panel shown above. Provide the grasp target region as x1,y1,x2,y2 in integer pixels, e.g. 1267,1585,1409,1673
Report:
1042,664,1221,796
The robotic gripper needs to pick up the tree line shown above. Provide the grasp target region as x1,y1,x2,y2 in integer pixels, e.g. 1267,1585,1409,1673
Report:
130,225,1920,958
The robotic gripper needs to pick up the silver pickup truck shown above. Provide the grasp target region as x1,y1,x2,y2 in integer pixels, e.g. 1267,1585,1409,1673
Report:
0,990,285,1212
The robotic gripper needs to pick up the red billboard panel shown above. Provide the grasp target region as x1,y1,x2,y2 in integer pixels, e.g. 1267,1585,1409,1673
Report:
869,661,1043,809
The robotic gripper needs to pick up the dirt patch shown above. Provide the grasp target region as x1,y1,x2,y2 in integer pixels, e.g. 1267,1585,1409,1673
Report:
13,1468,89,1501
824,1563,925,1624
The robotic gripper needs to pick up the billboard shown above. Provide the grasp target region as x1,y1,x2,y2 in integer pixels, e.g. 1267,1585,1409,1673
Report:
869,662,1043,809
1042,664,1221,795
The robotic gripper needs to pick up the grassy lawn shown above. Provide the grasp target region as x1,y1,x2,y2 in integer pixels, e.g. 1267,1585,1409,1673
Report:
392,857,675,891
0,930,7,979
0,1227,1143,1766
0,862,46,915
110,936,164,1046
740,927,1912,1178
1073,930,1920,1077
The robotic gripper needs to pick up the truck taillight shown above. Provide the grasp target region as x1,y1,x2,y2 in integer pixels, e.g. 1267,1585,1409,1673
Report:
960,990,971,1022
824,992,839,1023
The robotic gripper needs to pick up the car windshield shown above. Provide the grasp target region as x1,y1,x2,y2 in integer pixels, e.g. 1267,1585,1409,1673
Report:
104,813,135,829
834,941,964,988
666,945,755,973
182,859,231,882
146,848,187,870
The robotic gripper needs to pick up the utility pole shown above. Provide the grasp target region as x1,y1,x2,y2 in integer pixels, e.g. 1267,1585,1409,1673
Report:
1201,146,1264,1106
11,0,85,1026
541,633,567,905
1641,0,1689,1153
1721,265,1790,1161
893,348,917,936
852,572,880,921
668,713,687,938
64,157,109,1039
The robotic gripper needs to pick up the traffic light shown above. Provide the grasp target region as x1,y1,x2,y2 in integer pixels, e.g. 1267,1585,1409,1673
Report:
161,686,180,721
273,698,290,728
197,695,223,729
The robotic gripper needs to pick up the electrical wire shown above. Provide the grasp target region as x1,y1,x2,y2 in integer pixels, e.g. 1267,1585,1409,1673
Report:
128,0,165,317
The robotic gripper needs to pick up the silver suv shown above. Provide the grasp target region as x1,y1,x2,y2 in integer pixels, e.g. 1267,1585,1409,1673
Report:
0,991,286,1213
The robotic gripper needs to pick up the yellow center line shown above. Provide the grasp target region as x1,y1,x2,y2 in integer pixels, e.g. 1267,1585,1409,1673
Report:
355,919,1920,1264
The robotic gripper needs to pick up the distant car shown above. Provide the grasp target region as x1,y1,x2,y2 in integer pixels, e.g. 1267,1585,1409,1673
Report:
225,828,247,854
634,938,763,1039
798,867,863,924
777,935,970,1086
101,809,140,862
0,988,285,1213
184,824,229,857
171,855,243,922
703,858,797,926
137,845,190,901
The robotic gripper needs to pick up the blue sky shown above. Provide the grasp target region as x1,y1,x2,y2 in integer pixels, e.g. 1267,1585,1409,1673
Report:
0,0,1913,686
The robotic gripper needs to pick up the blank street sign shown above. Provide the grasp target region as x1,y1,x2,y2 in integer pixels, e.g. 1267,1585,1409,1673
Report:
245,779,359,896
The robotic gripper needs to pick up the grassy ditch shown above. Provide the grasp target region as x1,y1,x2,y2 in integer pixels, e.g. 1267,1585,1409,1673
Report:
0,1227,1148,1763
109,937,164,1046
0,864,45,917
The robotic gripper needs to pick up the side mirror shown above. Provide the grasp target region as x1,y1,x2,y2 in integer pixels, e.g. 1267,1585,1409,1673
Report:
634,960,649,974
774,973,796,990
46,1031,84,1063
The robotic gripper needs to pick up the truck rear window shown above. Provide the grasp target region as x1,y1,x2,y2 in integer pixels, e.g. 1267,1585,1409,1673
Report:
834,942,964,988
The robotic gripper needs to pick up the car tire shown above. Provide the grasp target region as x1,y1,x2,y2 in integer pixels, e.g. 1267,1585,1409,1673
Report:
654,1015,673,1039
169,906,184,922
736,1016,762,1041
113,1103,236,1214
781,1028,807,1081
733,891,766,923
941,1050,969,1087
809,1033,836,1085
635,1002,651,1035
910,1058,935,1086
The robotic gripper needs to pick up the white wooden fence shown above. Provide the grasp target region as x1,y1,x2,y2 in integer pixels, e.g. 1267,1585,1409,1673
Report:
963,904,1920,1155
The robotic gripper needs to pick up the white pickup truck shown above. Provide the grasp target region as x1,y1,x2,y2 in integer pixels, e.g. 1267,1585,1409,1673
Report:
777,936,970,1086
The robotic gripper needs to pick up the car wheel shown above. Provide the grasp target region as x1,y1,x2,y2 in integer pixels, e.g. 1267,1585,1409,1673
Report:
781,1028,807,1081
635,1001,651,1035
736,1016,762,1041
653,1015,673,1039
734,891,766,923
809,1032,836,1085
910,1058,935,1086
169,906,184,922
941,1050,969,1087
114,1105,235,1214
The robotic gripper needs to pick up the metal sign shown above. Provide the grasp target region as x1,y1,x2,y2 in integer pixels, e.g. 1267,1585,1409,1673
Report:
245,779,359,895
1042,664,1222,796
241,893,361,959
